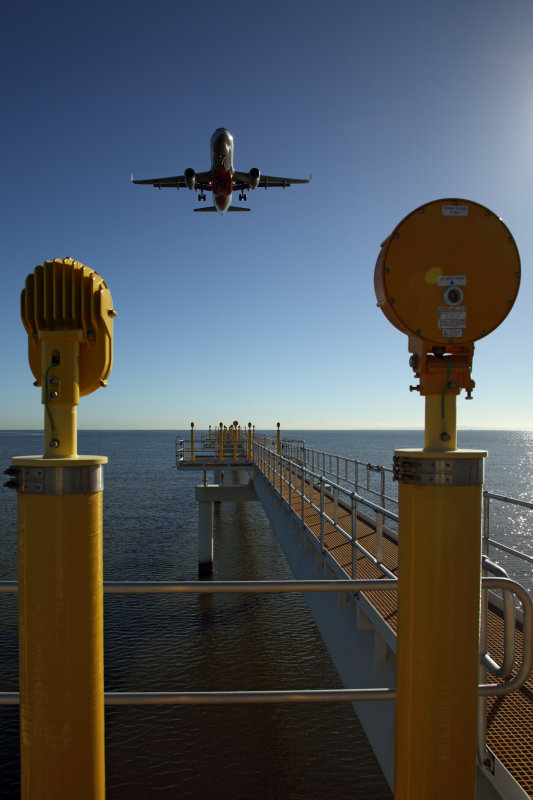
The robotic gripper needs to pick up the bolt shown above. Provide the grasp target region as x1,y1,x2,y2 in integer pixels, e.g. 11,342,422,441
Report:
49,376,58,386
440,432,451,442
48,391,58,399
49,439,60,449
32,331,38,339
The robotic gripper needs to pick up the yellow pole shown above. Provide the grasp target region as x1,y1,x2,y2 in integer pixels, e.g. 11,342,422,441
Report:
248,423,252,460
209,425,212,445
219,422,223,461
41,337,82,458
15,457,107,799
424,392,457,451
190,422,195,461
276,422,281,455
394,393,486,799
233,425,237,460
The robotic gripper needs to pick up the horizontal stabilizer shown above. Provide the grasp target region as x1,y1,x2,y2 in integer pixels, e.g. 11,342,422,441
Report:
193,206,251,213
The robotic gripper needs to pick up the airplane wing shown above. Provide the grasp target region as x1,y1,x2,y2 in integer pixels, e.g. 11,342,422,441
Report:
131,171,212,190
233,171,311,189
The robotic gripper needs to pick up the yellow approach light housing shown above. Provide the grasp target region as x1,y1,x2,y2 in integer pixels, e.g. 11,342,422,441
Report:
20,258,116,457
21,258,115,396
374,198,520,397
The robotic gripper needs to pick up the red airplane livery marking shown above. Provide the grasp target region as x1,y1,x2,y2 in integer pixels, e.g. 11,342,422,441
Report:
212,167,233,212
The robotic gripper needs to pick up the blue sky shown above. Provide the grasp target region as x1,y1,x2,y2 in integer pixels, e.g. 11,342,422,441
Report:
1,0,532,431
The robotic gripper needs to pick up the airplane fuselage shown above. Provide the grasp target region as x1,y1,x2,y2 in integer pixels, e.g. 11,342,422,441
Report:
210,128,235,214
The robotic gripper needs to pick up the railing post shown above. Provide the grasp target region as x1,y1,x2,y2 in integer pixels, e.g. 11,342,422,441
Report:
288,462,292,509
301,465,306,525
248,423,252,460
376,511,383,563
320,477,325,552
482,492,490,557
219,422,223,461
190,422,195,461
276,422,281,455
351,494,358,578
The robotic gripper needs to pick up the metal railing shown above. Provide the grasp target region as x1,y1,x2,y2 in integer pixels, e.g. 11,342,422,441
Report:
1,576,530,707
482,491,533,597
253,438,398,580
280,439,397,511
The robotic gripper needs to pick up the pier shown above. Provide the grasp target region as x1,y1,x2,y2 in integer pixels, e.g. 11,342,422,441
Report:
177,425,533,800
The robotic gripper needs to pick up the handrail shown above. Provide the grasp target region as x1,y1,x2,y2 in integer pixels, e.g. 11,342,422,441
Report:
1,578,530,707
482,490,533,569
291,444,397,510
478,577,533,696
254,441,398,580
480,557,515,679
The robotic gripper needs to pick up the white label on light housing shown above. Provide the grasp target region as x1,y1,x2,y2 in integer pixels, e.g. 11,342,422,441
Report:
438,307,467,328
442,328,463,338
442,205,468,216
437,275,466,286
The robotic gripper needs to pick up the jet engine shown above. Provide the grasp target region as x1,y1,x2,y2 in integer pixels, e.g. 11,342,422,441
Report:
249,168,260,189
184,168,196,190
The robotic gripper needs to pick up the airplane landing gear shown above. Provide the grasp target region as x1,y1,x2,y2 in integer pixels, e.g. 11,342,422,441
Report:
239,193,247,202
197,193,207,201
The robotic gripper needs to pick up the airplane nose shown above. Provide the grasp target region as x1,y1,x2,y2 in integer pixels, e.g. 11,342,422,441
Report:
211,128,233,151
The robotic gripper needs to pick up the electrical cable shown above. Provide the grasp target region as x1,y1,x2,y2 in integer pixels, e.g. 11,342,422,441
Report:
43,361,57,440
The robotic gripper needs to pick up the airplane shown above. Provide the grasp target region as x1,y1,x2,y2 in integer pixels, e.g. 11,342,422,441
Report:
131,128,310,215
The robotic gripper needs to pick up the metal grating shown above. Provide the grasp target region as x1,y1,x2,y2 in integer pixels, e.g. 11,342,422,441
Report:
276,466,533,797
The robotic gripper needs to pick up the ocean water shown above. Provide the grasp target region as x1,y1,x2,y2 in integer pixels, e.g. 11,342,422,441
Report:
0,429,531,798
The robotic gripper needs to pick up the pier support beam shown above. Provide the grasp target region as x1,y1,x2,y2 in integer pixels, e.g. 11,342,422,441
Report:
197,498,214,577
195,481,259,576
